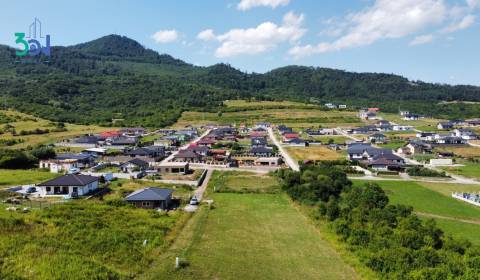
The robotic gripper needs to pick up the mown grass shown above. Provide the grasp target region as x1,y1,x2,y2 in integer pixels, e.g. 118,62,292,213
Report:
353,180,480,245
286,146,343,162
144,193,358,280
418,181,480,196
435,145,480,158
0,110,113,148
0,169,58,187
440,162,480,179
208,170,280,193
0,200,187,279
307,135,349,144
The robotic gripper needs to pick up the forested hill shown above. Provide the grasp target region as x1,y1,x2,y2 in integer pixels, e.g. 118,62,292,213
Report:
0,34,479,127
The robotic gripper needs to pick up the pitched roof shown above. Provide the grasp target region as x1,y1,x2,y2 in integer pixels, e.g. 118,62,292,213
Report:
125,187,173,201
123,158,149,168
38,174,98,187
250,147,274,154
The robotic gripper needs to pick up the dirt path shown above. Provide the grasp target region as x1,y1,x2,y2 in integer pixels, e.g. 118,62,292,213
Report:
415,212,480,225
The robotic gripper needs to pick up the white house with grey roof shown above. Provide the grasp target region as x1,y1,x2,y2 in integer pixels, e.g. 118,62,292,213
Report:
36,174,99,197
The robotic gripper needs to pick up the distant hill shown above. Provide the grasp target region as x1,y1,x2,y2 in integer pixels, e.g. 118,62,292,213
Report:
0,34,479,127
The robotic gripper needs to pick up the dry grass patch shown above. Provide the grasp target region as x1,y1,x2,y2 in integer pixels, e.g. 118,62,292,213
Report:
286,146,343,161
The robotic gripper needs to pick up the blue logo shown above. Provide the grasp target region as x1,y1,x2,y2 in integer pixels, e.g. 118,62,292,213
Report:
15,18,51,57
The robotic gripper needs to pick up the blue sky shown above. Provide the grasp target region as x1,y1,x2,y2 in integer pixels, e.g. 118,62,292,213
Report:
0,0,479,85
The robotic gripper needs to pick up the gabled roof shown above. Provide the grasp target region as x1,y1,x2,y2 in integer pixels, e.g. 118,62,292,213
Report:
128,147,156,156
174,150,201,159
125,187,173,201
38,174,98,187
123,158,149,168
250,147,274,154
55,153,93,161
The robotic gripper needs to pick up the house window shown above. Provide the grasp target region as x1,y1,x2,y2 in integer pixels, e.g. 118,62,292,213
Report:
142,202,150,207
46,187,51,192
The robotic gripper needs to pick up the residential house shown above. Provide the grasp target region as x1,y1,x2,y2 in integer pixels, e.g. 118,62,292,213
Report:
108,137,138,146
392,125,414,131
186,145,210,156
369,133,387,144
120,158,150,173
338,105,347,109
285,138,307,147
152,162,190,174
352,125,378,135
36,174,99,197
39,159,78,173
347,143,392,161
397,141,432,156
436,136,466,145
437,122,454,130
82,148,107,157
325,103,337,109
173,150,203,163
55,153,95,168
255,157,282,167
403,113,420,121
249,147,274,157
254,122,270,130
127,146,165,159
453,129,478,140
251,137,268,147
120,127,146,137
75,135,100,145
125,187,173,210
399,111,410,116
278,125,293,135
283,133,300,141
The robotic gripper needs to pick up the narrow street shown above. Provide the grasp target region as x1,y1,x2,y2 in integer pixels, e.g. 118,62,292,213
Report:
267,127,300,171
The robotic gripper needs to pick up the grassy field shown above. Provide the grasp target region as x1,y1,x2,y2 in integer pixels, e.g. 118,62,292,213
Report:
208,170,279,193
0,169,58,188
0,110,112,148
440,162,480,179
173,109,362,128
307,135,350,144
418,181,480,196
143,193,358,280
224,100,319,109
105,179,194,201
0,199,188,279
353,180,480,245
379,113,445,127
435,145,480,158
286,146,344,161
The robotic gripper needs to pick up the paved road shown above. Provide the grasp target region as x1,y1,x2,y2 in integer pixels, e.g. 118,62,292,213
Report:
267,127,299,171
161,129,212,164
468,141,480,148
190,165,277,174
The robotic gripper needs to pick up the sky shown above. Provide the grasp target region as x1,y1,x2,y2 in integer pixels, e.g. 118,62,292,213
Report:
0,0,479,85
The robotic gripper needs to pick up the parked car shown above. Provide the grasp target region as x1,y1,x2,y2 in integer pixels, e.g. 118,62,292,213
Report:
190,196,199,205
26,187,36,194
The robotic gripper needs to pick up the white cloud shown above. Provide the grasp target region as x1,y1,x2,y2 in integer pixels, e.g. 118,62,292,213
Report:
409,34,435,45
237,0,289,11
201,11,306,58
289,0,447,57
151,30,178,43
467,0,480,9
197,29,216,41
442,14,476,33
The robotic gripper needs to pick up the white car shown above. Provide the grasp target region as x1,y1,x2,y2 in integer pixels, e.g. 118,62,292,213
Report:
190,196,199,205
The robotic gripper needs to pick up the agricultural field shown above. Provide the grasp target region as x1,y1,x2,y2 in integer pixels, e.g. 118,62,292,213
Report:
143,193,358,280
208,170,280,193
286,146,344,162
0,169,57,188
439,162,480,179
352,180,480,245
173,106,363,129
0,110,112,148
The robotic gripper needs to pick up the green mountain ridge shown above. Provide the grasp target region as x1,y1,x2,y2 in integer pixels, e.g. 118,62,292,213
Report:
0,34,479,127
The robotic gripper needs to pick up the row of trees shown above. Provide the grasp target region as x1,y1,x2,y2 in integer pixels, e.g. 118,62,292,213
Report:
277,163,480,279
0,145,55,169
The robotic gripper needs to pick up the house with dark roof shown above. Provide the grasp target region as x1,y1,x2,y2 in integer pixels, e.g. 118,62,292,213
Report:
127,146,165,159
125,187,173,210
347,143,392,161
437,122,454,130
173,150,203,162
108,137,138,146
120,158,150,173
75,135,101,145
369,133,387,144
186,145,209,156
251,137,268,147
36,174,99,197
249,147,274,157
285,138,307,147
55,153,95,168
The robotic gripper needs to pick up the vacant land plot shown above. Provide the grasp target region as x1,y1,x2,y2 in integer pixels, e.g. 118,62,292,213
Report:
174,109,362,128
105,179,194,201
144,193,358,280
353,180,480,245
0,169,58,188
0,110,112,148
208,170,279,193
418,181,480,196
224,100,319,109
286,146,343,162
308,135,349,144
440,162,480,179
379,113,445,127
435,145,480,158
0,200,187,279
